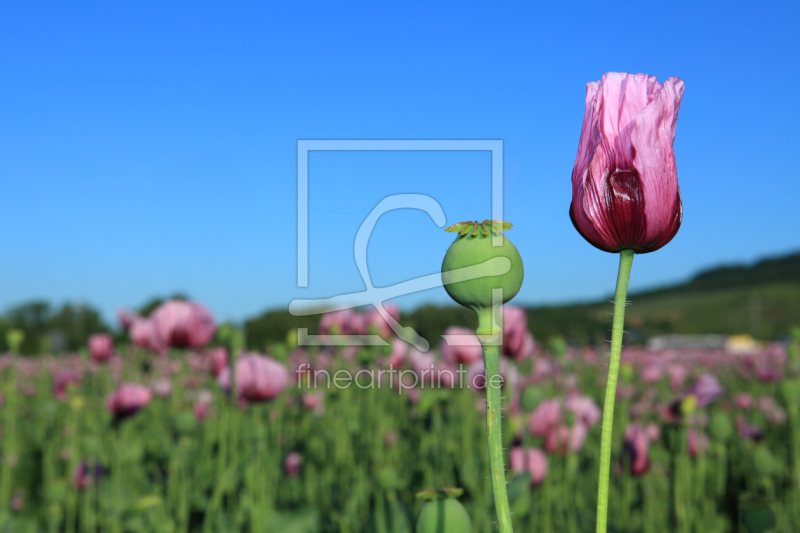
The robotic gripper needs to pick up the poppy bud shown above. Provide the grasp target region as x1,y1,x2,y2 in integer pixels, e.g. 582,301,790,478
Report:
570,72,684,254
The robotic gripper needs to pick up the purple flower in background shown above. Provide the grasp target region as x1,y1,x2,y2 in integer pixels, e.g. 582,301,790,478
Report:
624,424,650,475
150,300,216,349
570,72,684,254
529,399,561,437
564,395,602,428
441,327,483,366
106,383,152,418
284,452,302,477
53,372,81,401
236,353,289,402
684,374,724,408
502,306,535,360
735,415,764,441
509,446,548,486
364,304,400,338
687,430,709,458
735,393,754,410
88,334,114,363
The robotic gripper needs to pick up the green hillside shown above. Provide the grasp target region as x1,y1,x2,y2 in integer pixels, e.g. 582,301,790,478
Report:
240,251,800,349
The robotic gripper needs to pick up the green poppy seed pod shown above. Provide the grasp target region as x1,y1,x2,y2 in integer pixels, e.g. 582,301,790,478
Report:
441,220,523,332
416,498,472,533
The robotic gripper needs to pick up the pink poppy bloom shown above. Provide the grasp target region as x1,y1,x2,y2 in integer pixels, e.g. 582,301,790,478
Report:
529,399,561,437
116,309,137,330
129,317,164,352
641,364,663,384
208,347,229,377
564,395,602,428
624,424,650,475
509,446,548,486
570,72,684,254
667,364,688,391
645,422,661,442
302,392,324,415
502,306,535,360
151,378,173,398
544,423,588,455
193,390,213,421
735,393,754,410
687,430,709,458
364,304,400,338
284,452,302,477
88,334,114,363
54,372,81,401
150,300,216,349
318,309,358,335
440,327,484,366
386,337,407,368
235,353,289,402
106,383,152,418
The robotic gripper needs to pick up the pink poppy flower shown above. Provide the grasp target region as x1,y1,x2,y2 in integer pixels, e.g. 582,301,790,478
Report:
440,327,484,366
88,334,114,363
570,72,684,253
235,353,289,402
150,300,216,349
106,383,152,418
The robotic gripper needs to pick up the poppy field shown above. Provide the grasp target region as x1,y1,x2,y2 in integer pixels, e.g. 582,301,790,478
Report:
0,300,798,533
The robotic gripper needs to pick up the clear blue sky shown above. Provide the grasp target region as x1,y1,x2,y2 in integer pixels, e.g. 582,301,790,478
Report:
1,1,798,323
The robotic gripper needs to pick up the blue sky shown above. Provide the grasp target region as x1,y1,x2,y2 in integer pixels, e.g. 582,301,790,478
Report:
1,1,798,323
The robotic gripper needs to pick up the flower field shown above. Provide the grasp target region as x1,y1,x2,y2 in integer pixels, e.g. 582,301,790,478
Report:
0,301,798,532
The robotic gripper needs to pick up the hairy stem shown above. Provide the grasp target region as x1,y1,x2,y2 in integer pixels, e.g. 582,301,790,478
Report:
478,307,514,533
596,249,635,533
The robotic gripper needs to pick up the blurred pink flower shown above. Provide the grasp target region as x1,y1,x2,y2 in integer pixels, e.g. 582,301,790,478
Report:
364,304,400,338
129,318,165,352
529,399,561,437
440,327,483,366
564,395,602,428
502,306,535,360
285,452,302,477
318,309,357,335
151,378,173,399
735,393,754,410
687,430,708,458
641,364,663,384
208,347,229,377
88,334,114,363
667,365,688,391
509,446,548,486
106,383,152,418
386,337,406,368
53,372,81,401
116,309,137,330
150,300,216,349
624,424,650,475
236,353,289,402
645,422,661,442
194,390,213,421
302,392,324,415
569,72,684,254
544,423,588,455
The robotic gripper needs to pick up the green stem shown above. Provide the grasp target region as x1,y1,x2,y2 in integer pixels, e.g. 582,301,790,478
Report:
478,307,514,533
595,249,634,533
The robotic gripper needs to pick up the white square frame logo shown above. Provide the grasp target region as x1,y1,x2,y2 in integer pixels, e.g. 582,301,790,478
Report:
296,139,504,287
293,139,506,351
